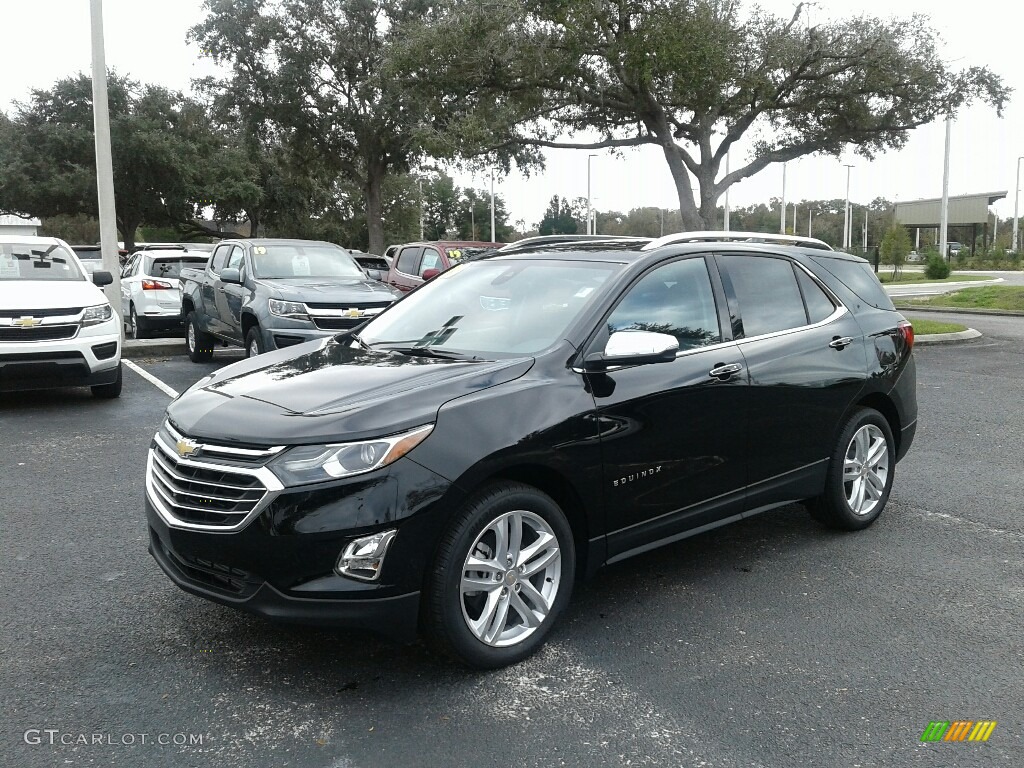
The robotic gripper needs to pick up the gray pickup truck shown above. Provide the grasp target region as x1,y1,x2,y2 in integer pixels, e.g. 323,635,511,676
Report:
179,238,400,362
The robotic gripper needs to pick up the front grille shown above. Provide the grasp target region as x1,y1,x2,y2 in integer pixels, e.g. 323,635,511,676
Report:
312,317,361,331
149,445,269,528
0,307,82,318
304,301,391,311
0,325,78,342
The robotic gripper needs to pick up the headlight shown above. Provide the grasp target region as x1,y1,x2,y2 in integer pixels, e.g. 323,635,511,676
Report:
268,299,310,320
81,303,113,326
268,424,433,485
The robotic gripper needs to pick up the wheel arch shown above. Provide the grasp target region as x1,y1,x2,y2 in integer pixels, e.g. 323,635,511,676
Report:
241,310,260,339
855,391,902,454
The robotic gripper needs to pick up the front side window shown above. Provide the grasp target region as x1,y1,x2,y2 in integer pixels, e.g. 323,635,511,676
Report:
418,248,442,276
250,244,364,279
359,259,616,356
719,255,807,337
210,244,231,273
226,246,245,271
606,257,722,352
0,243,84,281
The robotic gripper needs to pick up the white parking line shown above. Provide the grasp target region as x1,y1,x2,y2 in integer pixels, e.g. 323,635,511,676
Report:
123,359,179,399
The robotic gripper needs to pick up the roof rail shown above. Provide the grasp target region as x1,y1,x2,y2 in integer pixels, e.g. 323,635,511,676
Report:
497,234,649,254
641,231,833,251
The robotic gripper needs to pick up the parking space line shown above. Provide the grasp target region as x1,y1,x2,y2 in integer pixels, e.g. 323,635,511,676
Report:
123,359,179,399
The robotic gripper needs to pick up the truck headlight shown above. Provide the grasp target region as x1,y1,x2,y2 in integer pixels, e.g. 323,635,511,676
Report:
81,303,113,327
268,299,310,320
268,424,433,485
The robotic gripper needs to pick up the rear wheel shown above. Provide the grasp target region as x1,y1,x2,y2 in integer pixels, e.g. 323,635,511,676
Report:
127,305,150,340
186,311,214,362
245,327,264,358
808,407,895,530
91,363,122,399
423,482,575,668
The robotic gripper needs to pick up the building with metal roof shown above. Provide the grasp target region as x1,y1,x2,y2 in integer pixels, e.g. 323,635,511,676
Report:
894,192,1006,254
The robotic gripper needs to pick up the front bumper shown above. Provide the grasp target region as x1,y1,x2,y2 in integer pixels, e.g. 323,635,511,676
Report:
0,320,120,391
261,324,353,351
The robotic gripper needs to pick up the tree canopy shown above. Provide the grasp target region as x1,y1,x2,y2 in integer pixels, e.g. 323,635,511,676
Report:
396,0,1009,230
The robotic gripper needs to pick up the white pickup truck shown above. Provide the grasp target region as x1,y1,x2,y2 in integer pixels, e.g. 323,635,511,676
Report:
0,235,122,397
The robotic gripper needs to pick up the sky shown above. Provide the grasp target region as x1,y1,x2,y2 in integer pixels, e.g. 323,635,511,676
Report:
2,0,1020,231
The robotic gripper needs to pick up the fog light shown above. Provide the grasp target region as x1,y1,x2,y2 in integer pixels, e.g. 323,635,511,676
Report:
335,529,397,581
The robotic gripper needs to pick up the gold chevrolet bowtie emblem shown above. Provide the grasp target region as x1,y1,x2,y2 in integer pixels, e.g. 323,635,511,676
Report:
346,308,362,318
176,438,201,459
13,316,40,328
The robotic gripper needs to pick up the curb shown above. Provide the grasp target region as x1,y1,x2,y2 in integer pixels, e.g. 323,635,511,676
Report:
914,328,982,345
121,339,246,360
894,305,1024,317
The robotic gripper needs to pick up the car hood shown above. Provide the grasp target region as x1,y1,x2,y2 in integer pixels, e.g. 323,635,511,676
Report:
166,339,533,445
0,279,108,311
256,278,399,302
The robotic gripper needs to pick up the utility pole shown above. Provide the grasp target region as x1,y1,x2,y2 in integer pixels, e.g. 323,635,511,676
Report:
489,168,495,243
808,209,813,237
723,151,731,231
417,178,424,241
843,164,855,251
469,205,475,240
1013,156,1023,253
780,163,787,234
939,118,951,261
89,0,121,320
792,203,797,235
587,154,597,235
660,208,664,237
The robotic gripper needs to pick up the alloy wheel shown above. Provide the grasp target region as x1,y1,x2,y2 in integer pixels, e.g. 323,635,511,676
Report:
843,424,889,516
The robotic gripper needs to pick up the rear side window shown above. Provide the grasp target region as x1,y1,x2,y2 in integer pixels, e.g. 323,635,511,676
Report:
795,268,837,324
396,247,422,275
810,256,894,310
719,255,806,337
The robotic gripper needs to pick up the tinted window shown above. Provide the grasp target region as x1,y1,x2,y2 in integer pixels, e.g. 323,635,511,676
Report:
396,247,422,275
810,255,894,310
419,248,442,276
720,255,806,337
145,256,208,279
607,258,721,352
210,245,231,273
795,268,836,324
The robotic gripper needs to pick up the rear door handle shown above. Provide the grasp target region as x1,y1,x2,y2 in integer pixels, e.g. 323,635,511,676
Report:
829,336,853,350
709,363,742,380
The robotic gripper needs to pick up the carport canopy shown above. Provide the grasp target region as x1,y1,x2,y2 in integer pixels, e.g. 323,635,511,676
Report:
894,191,1006,227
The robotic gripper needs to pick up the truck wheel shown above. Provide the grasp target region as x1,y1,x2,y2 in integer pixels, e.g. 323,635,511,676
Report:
91,364,122,399
245,327,265,358
186,311,214,362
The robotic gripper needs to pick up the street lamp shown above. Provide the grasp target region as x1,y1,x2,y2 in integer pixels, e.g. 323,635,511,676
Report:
939,117,951,261
843,164,855,250
1013,156,1023,253
723,151,731,231
780,163,787,234
587,154,597,235
489,168,496,243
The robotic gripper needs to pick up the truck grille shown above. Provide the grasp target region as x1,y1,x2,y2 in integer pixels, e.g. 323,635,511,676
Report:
147,424,284,531
0,307,83,318
312,316,361,331
0,325,79,342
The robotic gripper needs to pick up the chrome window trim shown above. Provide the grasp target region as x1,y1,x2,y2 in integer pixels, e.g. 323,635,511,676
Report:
164,420,285,459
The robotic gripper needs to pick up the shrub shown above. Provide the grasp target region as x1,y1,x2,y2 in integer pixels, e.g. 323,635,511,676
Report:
925,253,951,279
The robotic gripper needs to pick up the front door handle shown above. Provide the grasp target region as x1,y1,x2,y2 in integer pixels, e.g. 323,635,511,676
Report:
709,363,742,380
829,336,853,350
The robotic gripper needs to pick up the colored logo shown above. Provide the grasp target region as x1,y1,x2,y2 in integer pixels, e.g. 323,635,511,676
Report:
176,438,201,459
921,721,997,742
14,316,40,328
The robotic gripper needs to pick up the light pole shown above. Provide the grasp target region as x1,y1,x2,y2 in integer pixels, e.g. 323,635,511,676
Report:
939,117,951,261
469,205,475,240
1013,156,1023,253
723,151,731,231
489,168,496,243
843,164,855,251
780,163,787,234
587,154,597,235
417,178,424,241
808,209,813,237
89,0,121,318
792,203,797,235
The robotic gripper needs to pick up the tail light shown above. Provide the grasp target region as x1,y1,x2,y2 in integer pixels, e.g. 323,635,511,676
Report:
142,279,173,290
897,319,914,350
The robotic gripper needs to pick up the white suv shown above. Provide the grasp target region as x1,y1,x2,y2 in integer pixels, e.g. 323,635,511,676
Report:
0,236,122,397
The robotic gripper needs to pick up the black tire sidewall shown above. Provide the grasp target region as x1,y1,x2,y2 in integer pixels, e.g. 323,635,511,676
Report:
186,312,213,362
428,483,576,669
817,408,895,530
245,327,263,357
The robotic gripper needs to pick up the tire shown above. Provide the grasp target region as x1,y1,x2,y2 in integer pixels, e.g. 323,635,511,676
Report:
128,305,150,340
807,407,895,530
245,327,264,358
186,311,214,362
423,482,575,669
91,363,122,399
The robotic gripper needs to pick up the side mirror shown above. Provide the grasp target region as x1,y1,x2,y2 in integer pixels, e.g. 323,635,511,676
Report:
421,268,441,281
92,270,113,287
583,331,679,371
220,267,242,284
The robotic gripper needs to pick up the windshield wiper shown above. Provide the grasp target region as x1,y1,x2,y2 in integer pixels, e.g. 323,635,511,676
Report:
373,343,483,361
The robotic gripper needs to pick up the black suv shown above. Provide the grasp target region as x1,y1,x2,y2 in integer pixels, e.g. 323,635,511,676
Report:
145,235,916,668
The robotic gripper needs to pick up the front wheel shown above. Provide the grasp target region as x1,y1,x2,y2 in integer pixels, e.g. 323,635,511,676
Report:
807,407,895,530
423,482,575,668
186,311,214,363
245,327,264,358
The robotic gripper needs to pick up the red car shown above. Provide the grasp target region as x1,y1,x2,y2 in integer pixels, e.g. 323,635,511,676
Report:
385,240,503,292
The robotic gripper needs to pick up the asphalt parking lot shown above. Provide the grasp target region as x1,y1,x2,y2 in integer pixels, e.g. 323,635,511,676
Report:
2,316,1022,768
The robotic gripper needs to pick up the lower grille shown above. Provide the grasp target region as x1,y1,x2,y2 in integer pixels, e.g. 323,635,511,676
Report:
153,531,256,595
0,325,78,342
311,317,361,331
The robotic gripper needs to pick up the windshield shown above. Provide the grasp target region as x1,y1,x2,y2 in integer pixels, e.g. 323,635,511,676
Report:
72,247,103,261
359,259,617,355
251,244,365,279
145,256,209,279
0,243,84,281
